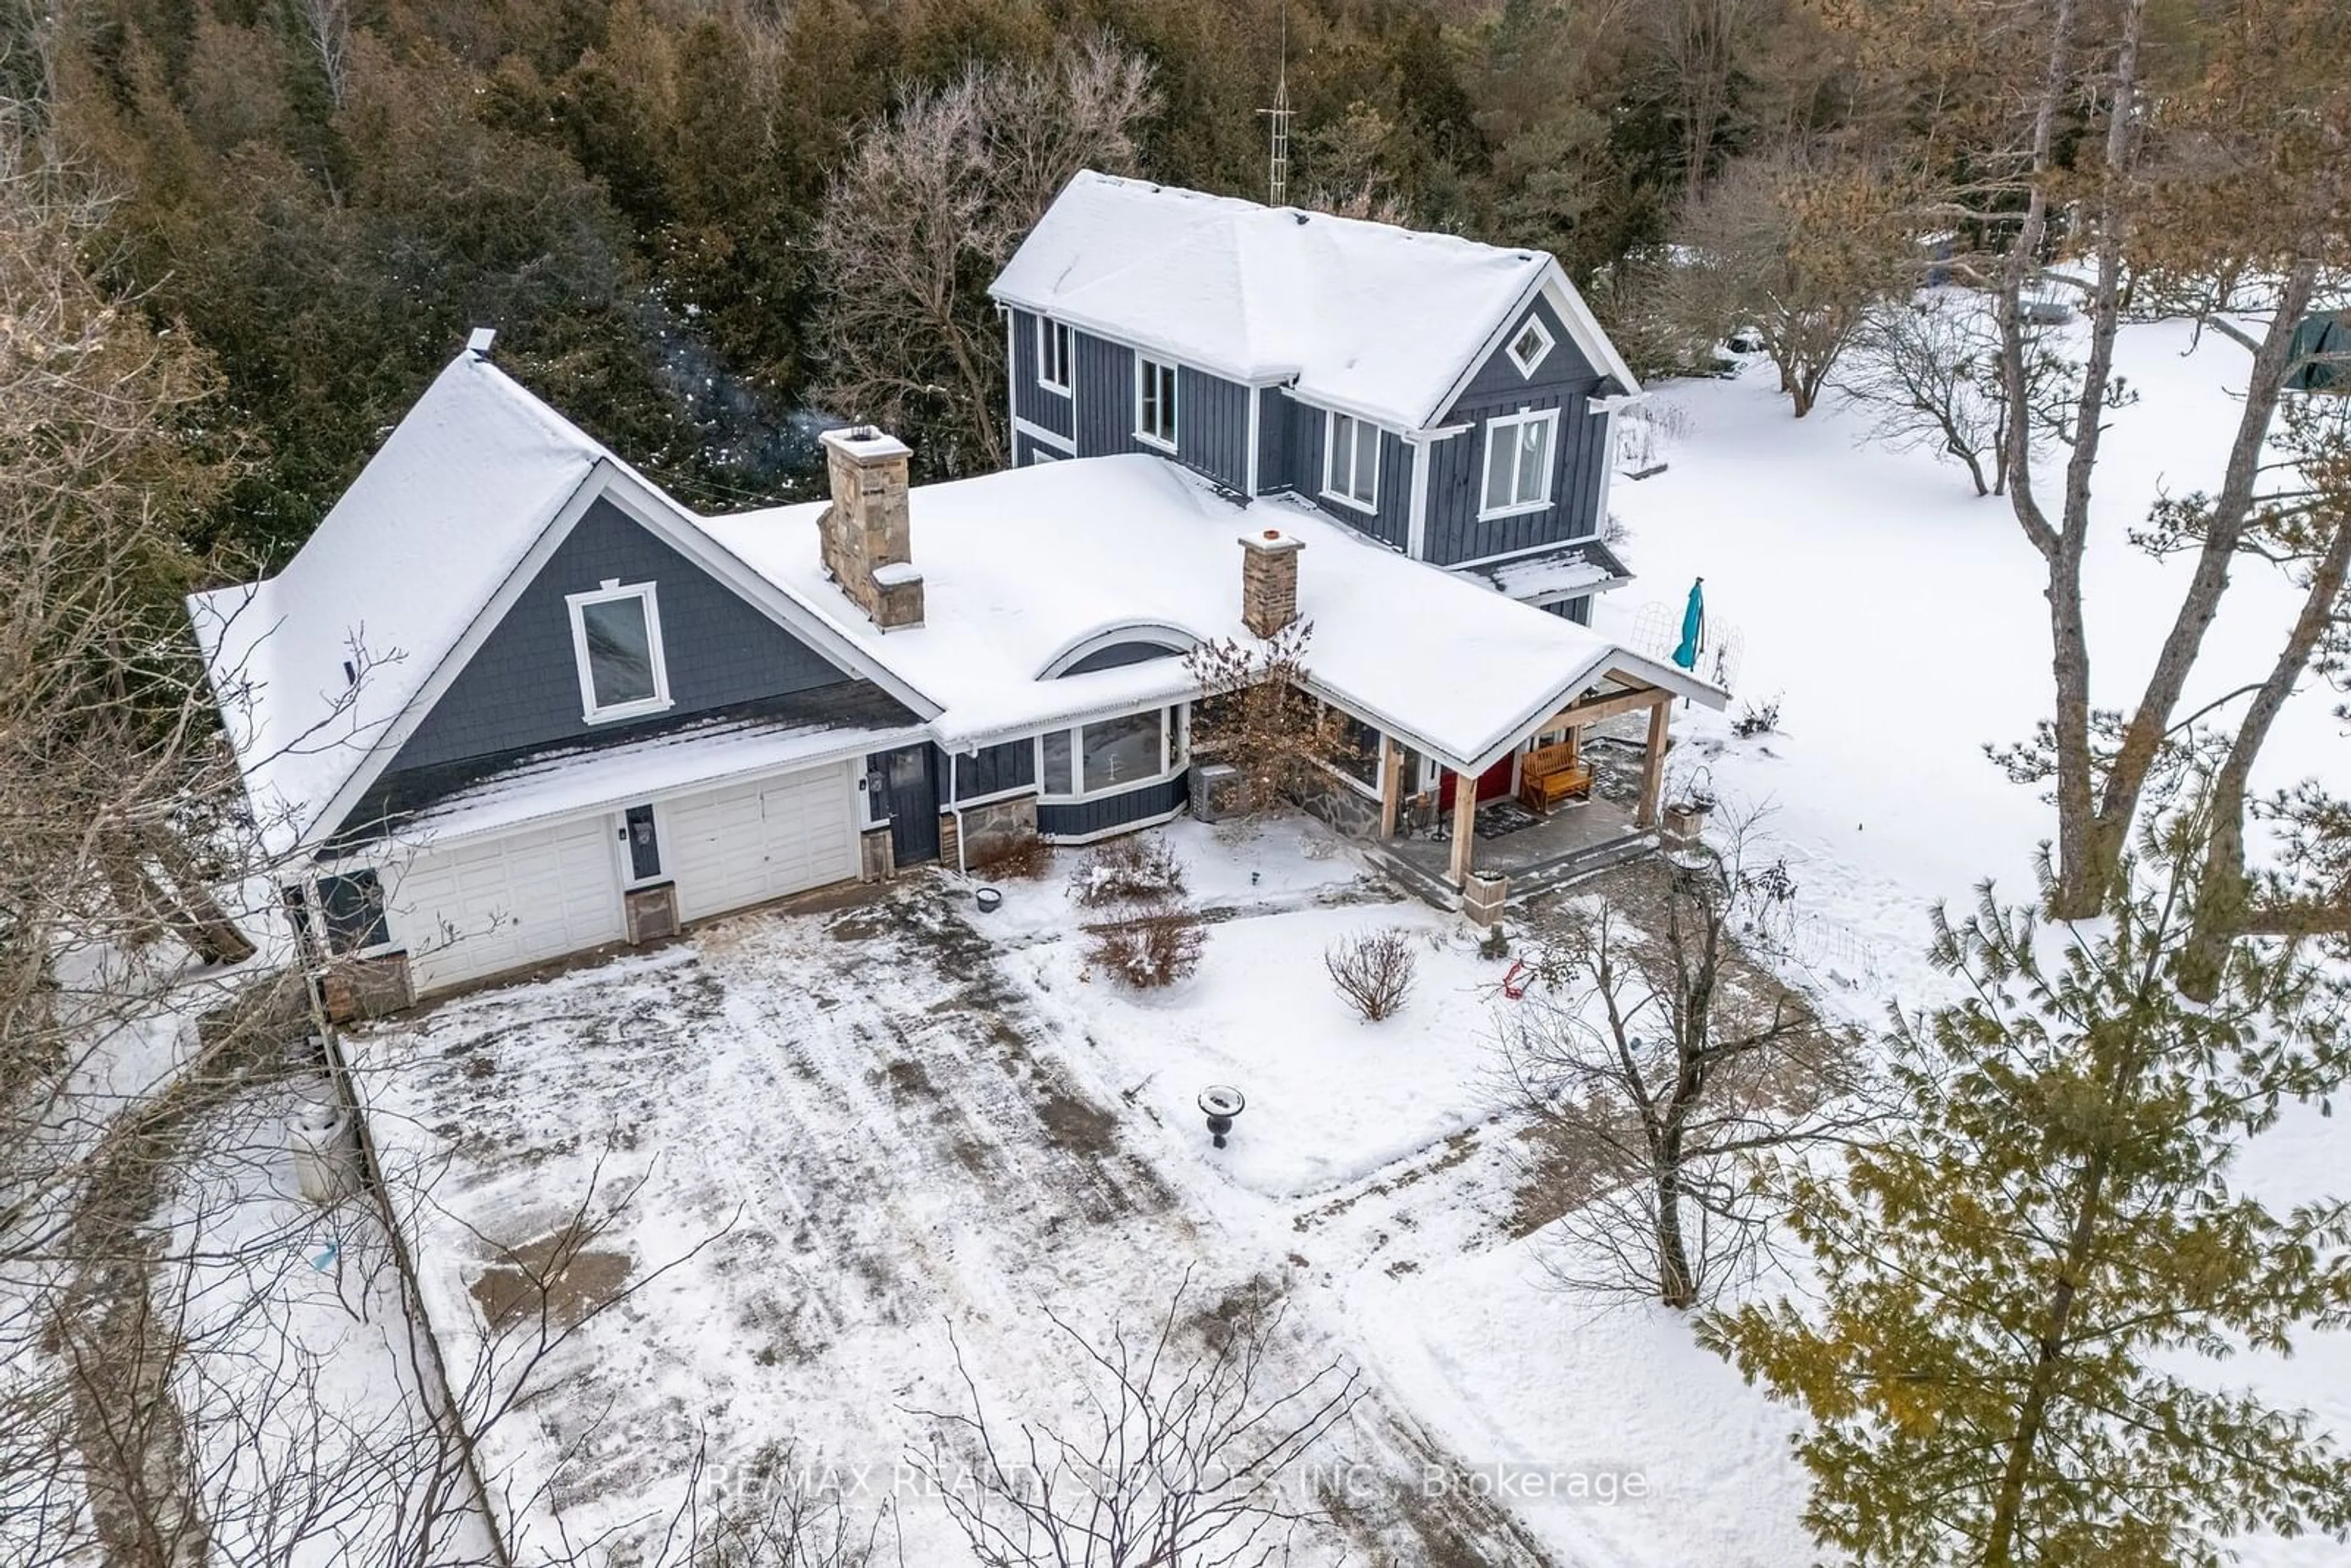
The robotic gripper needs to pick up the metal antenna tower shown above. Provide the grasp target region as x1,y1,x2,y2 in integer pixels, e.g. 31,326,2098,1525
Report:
1259,1,1293,206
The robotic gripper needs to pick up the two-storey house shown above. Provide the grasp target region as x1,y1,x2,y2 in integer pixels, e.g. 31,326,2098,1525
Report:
991,172,1638,625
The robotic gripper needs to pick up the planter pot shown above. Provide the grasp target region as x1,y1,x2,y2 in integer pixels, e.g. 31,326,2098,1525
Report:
1660,802,1711,848
973,886,1003,915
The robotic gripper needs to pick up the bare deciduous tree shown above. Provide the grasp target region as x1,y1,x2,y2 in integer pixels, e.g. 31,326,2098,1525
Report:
1660,147,1914,416
911,1273,1363,1567
1833,291,2077,497
809,34,1153,476
1324,927,1417,1022
1183,623,1362,817
1498,812,1882,1308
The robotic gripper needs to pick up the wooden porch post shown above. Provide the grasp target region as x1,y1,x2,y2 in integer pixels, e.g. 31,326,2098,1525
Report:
1449,771,1479,887
1636,698,1671,829
1378,737,1404,840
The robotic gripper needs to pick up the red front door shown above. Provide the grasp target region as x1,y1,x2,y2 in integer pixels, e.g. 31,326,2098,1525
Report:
1438,753,1517,810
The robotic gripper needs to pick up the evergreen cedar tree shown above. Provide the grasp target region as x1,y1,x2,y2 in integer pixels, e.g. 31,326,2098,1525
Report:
1704,838,2351,1568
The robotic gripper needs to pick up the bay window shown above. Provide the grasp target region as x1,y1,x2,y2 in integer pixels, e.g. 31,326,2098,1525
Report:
1037,708,1176,798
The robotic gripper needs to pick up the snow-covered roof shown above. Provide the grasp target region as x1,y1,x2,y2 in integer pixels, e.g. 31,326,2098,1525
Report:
990,171,1637,430
699,456,1720,775
1461,539,1632,604
190,351,609,854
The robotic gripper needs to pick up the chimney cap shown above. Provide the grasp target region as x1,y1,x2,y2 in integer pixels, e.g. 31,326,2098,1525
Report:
1239,528,1303,556
821,423,912,462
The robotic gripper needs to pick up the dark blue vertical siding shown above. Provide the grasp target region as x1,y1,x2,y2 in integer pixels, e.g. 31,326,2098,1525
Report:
1291,399,1412,551
1035,774,1188,839
954,739,1037,799
1253,386,1292,493
1175,366,1250,491
1427,292,1614,566
1071,329,1136,456
1015,430,1071,465
1010,309,1076,442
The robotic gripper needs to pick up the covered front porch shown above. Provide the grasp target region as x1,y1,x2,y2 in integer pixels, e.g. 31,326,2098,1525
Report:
1365,672,1685,907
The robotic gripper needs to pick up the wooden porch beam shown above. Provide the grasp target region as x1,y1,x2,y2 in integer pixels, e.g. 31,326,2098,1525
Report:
1547,683,1675,730
1449,774,1478,888
1378,737,1404,840
1636,699,1671,829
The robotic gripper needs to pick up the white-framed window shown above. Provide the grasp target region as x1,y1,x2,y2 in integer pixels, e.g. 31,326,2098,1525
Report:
1480,408,1559,519
566,580,672,724
1322,411,1379,512
1038,317,1074,394
1136,356,1178,451
1037,708,1177,800
1506,315,1555,378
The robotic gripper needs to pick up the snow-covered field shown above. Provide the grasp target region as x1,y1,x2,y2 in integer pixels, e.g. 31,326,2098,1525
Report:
347,317,2344,1567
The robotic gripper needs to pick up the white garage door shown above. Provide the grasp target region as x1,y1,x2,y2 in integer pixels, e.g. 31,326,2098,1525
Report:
669,763,857,921
391,817,624,993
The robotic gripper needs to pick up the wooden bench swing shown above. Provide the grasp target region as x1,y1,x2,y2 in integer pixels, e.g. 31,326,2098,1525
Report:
1517,731,1594,815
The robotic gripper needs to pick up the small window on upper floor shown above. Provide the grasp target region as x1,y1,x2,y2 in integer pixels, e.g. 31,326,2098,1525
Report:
1481,408,1559,519
1136,356,1179,451
567,580,673,724
1507,315,1556,378
1322,411,1379,512
1038,318,1074,394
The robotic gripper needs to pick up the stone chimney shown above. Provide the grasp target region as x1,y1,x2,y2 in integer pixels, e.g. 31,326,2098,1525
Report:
818,425,924,631
1239,528,1303,638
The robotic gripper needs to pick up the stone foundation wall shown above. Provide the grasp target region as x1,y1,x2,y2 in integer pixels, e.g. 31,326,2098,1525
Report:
958,793,1040,868
1295,770,1383,838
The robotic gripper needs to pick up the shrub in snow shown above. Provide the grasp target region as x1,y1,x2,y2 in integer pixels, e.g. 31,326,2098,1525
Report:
1731,697,1782,738
1325,926,1417,1021
977,828,1051,880
1070,836,1187,909
1087,903,1205,989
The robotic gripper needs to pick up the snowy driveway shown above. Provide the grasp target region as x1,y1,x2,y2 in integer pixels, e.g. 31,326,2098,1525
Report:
350,866,1560,1566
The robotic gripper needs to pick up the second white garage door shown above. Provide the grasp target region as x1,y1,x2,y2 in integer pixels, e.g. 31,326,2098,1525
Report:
667,763,858,921
391,817,626,994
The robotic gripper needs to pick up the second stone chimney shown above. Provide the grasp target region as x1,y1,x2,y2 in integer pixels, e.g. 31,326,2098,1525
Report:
1239,528,1303,638
818,425,924,631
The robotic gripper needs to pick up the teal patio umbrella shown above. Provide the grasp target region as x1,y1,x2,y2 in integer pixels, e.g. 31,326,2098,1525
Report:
1672,577,1706,670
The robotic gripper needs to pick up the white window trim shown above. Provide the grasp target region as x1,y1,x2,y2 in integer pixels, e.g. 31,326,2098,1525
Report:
1321,410,1380,514
1507,315,1556,378
1035,707,1182,804
1477,408,1561,522
566,580,673,725
1134,356,1179,453
1037,317,1073,396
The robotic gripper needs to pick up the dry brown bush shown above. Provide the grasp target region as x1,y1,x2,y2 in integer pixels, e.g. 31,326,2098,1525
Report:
1070,835,1187,909
1086,904,1206,989
976,828,1052,881
1324,926,1417,1021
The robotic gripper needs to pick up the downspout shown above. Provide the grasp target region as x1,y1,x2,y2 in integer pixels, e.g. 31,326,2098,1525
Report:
1000,306,1016,466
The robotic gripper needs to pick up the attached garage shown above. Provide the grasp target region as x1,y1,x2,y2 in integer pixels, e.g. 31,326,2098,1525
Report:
389,817,626,994
667,762,859,922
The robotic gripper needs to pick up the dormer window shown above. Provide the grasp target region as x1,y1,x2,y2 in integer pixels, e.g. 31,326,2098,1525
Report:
1507,316,1555,378
1136,356,1178,451
1038,317,1073,394
567,580,672,724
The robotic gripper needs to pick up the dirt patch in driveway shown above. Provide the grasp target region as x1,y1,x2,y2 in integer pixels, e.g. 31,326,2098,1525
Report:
470,1226,635,1330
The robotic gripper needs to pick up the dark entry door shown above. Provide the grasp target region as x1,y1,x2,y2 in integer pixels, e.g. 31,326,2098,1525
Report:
879,745,939,866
